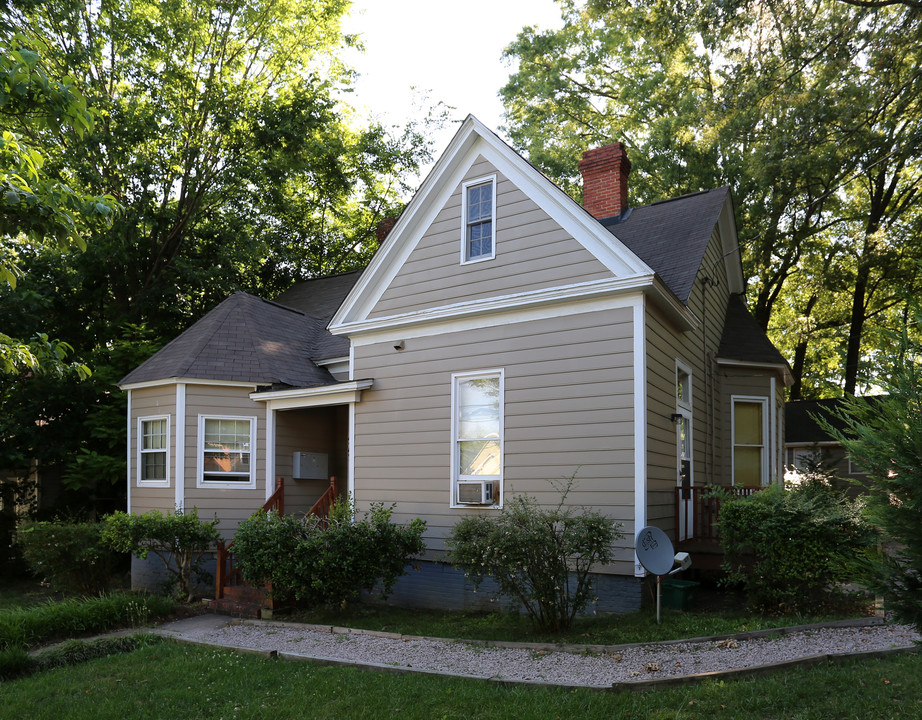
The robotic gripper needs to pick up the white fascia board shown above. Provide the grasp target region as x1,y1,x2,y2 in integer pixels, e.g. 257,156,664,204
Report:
715,357,794,386
330,114,654,330
119,377,259,392
647,277,700,332
717,193,745,295
249,379,374,411
334,273,659,341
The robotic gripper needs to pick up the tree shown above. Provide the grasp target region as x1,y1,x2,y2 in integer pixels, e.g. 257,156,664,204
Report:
822,315,922,631
501,0,922,397
0,0,434,522
1,35,117,375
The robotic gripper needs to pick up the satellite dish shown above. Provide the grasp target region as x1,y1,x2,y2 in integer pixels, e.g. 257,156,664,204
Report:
635,526,676,576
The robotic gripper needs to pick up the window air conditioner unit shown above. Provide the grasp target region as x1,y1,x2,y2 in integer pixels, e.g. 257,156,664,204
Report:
457,480,494,505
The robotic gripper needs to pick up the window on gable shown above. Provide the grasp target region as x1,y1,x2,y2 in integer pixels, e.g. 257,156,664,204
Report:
732,397,768,486
462,177,496,263
139,416,169,486
199,416,256,487
451,370,503,506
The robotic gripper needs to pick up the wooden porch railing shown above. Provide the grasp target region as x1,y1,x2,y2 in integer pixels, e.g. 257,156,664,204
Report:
215,477,285,603
215,476,338,604
674,484,763,546
308,476,338,529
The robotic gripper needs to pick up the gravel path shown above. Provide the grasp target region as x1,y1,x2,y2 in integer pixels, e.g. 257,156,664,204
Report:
156,617,920,688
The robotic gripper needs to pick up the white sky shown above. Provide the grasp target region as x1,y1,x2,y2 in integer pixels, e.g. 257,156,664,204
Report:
341,0,564,159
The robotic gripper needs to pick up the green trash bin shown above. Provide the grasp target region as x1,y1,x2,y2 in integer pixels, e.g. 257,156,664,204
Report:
660,578,700,611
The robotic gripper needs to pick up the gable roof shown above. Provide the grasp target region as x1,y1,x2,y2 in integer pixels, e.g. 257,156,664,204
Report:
330,115,666,332
274,270,361,360
119,292,335,388
601,187,734,305
717,294,788,366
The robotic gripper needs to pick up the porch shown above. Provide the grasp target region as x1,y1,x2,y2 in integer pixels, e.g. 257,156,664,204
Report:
674,485,763,570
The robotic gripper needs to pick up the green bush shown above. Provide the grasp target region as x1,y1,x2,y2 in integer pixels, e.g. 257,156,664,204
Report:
822,335,922,631
0,593,174,651
719,482,876,612
232,498,426,608
0,634,163,681
17,520,120,594
447,488,623,632
102,508,220,600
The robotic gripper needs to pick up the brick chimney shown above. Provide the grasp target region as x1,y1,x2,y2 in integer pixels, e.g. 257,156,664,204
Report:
375,217,398,245
578,142,632,219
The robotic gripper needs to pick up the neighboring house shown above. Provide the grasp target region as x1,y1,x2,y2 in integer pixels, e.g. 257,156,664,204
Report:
784,397,878,493
119,116,791,611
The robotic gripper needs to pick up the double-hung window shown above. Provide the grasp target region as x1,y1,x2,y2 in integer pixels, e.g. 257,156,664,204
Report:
732,397,768,485
138,416,169,486
198,416,256,487
451,370,503,506
461,176,496,263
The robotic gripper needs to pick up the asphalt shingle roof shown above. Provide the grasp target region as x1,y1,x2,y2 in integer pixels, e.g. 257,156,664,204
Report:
601,187,730,305
717,293,790,366
119,292,336,387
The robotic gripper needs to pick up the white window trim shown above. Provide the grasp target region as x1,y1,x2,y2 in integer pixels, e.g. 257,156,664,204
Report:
731,396,769,486
460,174,497,264
675,359,693,481
196,415,258,489
450,368,504,508
137,415,170,487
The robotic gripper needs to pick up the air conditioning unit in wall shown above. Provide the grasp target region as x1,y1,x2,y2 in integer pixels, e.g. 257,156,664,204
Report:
292,452,328,480
457,480,494,505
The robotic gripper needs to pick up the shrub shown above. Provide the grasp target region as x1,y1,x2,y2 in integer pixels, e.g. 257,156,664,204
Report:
0,592,174,651
822,331,922,631
17,520,119,594
0,634,163,681
102,508,220,600
447,486,623,632
232,498,426,609
719,481,876,612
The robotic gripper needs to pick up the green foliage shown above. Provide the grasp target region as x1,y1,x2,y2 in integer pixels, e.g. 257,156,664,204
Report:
232,498,426,609
447,483,623,632
101,509,220,601
821,317,922,632
0,592,173,651
17,520,119,594
0,634,162,681
501,0,922,397
719,482,876,612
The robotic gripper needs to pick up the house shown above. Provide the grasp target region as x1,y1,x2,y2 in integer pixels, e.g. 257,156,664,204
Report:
118,116,791,610
784,397,879,495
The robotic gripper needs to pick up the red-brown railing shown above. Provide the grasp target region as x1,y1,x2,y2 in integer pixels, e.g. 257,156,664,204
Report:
674,484,763,546
308,476,338,529
216,477,285,602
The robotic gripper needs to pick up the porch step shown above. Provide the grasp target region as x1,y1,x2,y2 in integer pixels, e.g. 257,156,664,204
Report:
207,597,264,619
222,585,268,605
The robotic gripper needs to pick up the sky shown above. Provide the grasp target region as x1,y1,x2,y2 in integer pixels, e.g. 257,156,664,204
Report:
341,0,564,159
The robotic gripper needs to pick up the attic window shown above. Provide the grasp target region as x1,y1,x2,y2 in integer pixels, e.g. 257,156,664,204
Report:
461,176,496,263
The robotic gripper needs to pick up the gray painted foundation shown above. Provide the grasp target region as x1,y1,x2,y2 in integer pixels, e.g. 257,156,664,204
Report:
373,560,642,615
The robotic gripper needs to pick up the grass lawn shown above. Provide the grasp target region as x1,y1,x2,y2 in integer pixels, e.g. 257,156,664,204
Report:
280,586,875,646
1,640,920,720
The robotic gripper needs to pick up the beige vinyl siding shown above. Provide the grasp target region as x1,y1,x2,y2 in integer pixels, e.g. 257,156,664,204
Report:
182,384,265,538
129,387,177,515
352,306,638,574
645,229,732,534
273,406,347,514
718,367,781,484
368,157,613,319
